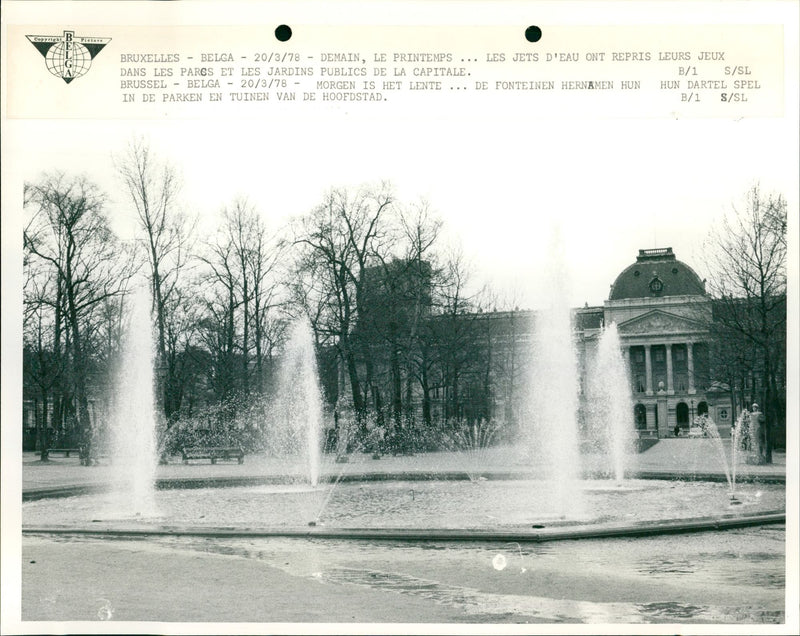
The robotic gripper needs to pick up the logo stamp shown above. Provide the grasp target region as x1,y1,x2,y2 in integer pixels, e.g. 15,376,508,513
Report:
26,31,111,83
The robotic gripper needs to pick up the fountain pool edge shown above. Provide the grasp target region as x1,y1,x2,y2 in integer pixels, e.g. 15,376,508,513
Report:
23,510,785,543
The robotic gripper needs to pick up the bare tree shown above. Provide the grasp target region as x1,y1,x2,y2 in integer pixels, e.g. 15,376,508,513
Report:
24,173,137,461
198,227,239,402
396,201,441,424
423,245,481,423
703,184,787,462
23,268,64,455
249,233,287,396
357,201,442,436
117,137,195,417
291,182,395,419
218,197,285,396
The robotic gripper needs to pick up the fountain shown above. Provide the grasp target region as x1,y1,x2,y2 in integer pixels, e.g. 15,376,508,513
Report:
107,284,159,516
270,317,324,487
441,418,502,481
700,414,742,504
741,405,768,465
525,229,584,518
588,322,635,482
732,408,750,486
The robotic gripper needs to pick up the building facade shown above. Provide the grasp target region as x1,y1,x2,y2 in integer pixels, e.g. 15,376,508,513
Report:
416,247,734,439
588,247,732,437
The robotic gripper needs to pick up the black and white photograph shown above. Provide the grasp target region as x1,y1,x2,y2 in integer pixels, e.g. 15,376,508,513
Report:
2,1,798,633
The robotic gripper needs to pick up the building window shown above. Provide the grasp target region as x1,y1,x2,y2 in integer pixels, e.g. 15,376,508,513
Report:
635,350,645,363
675,348,685,362
654,349,664,362
635,376,646,393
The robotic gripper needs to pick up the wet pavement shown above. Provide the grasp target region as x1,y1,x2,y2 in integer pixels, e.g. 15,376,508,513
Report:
21,525,785,624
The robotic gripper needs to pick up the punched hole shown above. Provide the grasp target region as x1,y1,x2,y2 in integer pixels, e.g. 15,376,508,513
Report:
275,24,292,42
525,26,542,43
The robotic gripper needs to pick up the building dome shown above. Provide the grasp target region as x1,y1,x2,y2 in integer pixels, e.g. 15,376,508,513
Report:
609,247,706,301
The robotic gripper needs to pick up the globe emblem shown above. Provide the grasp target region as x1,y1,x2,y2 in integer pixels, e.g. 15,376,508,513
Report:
45,40,92,83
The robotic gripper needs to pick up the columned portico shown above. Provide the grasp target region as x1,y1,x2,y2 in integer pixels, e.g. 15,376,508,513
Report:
644,345,653,395
627,340,705,397
665,343,674,394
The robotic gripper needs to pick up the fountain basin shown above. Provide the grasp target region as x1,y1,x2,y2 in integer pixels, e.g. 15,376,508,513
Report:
23,477,784,538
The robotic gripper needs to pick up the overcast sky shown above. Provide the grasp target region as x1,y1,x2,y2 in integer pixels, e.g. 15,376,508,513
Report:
5,1,797,312
11,111,796,311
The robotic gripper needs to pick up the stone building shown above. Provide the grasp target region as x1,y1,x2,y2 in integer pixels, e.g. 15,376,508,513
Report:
418,246,734,439
585,247,732,437
423,247,733,439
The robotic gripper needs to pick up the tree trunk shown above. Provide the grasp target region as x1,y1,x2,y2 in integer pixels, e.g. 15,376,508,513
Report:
421,385,431,427
391,345,402,428
241,275,250,396
344,346,364,413
254,316,264,393
762,355,773,463
149,255,169,418
225,284,236,400
36,396,47,457
404,372,414,420
65,255,93,463
450,370,459,421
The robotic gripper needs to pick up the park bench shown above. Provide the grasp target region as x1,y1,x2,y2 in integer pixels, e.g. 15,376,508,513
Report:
41,447,81,461
181,446,244,464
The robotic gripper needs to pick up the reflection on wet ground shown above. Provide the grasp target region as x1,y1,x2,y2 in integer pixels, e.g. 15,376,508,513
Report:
137,525,786,623
34,524,785,624
637,558,697,575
